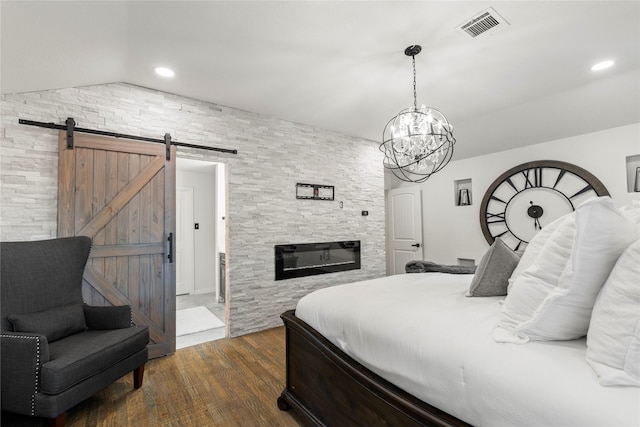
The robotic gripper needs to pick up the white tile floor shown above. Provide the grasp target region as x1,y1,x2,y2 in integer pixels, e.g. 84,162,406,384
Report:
176,292,226,348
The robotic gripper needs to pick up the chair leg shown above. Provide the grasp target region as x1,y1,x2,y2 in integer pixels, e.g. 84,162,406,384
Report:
49,412,66,427
133,364,145,389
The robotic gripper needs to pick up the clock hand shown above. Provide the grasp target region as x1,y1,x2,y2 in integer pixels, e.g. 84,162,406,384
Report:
528,201,544,230
535,217,542,230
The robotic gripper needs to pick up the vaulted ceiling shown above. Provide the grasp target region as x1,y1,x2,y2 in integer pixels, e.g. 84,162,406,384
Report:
2,1,639,160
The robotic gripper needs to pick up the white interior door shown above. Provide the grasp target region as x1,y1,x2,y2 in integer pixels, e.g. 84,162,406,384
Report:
176,186,195,295
386,186,424,275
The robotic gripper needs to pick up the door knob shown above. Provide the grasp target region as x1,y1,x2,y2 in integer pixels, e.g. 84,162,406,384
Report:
411,243,421,248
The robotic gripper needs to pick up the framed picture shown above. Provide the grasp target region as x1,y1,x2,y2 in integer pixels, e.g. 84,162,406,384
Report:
296,184,315,199
635,167,640,192
296,183,334,200
458,188,471,206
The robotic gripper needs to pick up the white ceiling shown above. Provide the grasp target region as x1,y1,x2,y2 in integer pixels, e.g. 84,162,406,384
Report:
2,1,639,160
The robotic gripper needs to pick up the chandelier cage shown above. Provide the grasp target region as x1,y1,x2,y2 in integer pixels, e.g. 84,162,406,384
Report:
380,45,456,183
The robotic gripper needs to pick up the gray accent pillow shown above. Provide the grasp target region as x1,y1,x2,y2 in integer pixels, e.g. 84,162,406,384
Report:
8,303,87,342
467,238,521,297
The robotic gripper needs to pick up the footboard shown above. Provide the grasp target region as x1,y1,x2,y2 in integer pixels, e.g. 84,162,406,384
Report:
278,310,470,427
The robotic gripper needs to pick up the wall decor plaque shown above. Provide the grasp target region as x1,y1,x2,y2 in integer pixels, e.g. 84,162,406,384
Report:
296,183,334,201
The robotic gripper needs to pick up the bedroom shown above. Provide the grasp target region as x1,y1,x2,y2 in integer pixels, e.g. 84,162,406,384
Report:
1,1,639,426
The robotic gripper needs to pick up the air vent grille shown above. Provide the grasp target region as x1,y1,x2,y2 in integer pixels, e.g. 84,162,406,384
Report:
458,7,509,38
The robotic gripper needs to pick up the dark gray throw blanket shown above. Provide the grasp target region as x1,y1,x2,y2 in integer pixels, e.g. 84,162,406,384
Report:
405,260,476,274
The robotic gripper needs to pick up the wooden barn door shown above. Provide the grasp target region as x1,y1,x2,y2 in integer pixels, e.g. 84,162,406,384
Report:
57,131,176,358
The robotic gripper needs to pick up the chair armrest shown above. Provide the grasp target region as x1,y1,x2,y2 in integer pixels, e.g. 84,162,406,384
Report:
1,332,50,415
83,304,132,330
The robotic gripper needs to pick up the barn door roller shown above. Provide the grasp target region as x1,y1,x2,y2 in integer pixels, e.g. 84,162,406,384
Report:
66,117,75,149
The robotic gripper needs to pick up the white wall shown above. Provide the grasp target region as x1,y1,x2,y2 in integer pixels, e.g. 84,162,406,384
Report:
0,83,386,336
387,123,640,265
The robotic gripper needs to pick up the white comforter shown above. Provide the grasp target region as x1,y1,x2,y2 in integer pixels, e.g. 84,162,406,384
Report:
296,273,640,427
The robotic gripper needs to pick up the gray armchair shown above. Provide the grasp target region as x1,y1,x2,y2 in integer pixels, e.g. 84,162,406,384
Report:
1,236,149,426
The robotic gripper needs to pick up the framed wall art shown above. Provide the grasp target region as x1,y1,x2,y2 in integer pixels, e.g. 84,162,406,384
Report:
296,183,334,201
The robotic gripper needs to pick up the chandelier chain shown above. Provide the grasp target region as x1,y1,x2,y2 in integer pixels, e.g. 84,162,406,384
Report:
412,55,418,111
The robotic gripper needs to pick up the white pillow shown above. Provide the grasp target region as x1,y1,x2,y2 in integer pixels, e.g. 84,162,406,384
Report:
494,197,638,343
620,199,640,226
586,239,640,386
507,212,574,294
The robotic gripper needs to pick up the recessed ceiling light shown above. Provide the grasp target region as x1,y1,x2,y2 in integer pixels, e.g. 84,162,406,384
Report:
154,67,175,78
590,60,614,71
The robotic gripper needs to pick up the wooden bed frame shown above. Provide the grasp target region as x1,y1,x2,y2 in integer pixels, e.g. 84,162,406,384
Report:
277,310,471,427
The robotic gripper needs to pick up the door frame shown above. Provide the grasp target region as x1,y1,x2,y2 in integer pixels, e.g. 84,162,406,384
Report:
175,158,229,337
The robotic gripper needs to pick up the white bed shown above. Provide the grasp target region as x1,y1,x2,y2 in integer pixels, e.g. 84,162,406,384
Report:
295,272,640,427
278,198,640,426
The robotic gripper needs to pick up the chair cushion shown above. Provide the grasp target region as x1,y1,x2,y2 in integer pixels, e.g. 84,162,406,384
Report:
40,326,149,394
84,305,131,330
8,303,87,343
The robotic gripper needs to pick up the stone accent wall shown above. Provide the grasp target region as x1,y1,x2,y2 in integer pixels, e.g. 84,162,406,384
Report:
0,83,386,336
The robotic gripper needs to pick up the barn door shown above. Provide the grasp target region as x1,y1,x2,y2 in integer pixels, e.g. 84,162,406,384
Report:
57,131,176,358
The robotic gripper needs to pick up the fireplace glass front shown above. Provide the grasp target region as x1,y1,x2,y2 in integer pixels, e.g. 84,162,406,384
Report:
275,241,361,280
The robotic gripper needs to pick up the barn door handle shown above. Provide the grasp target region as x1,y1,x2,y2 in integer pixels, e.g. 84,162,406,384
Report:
168,233,174,263
411,243,421,248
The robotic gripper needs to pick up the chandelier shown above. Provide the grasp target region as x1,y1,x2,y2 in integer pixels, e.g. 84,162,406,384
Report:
380,45,456,183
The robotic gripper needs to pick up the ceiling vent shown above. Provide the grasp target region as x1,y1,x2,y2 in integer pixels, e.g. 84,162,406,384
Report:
457,7,509,38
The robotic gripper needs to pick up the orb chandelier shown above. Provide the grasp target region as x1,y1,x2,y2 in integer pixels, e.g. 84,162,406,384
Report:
380,45,456,183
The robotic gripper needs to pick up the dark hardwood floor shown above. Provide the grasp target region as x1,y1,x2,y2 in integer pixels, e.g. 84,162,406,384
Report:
2,327,302,426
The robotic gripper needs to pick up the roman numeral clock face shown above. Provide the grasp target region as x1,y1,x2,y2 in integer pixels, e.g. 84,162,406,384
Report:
479,160,609,251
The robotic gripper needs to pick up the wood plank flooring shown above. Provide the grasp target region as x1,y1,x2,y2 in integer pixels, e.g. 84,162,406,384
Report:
2,327,302,426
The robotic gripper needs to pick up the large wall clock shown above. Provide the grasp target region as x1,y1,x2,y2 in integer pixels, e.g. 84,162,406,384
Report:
479,160,609,251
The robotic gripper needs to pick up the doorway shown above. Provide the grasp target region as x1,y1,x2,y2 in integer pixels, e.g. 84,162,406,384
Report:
175,158,227,348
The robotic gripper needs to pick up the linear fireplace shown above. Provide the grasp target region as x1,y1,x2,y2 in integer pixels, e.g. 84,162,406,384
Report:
275,240,361,281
